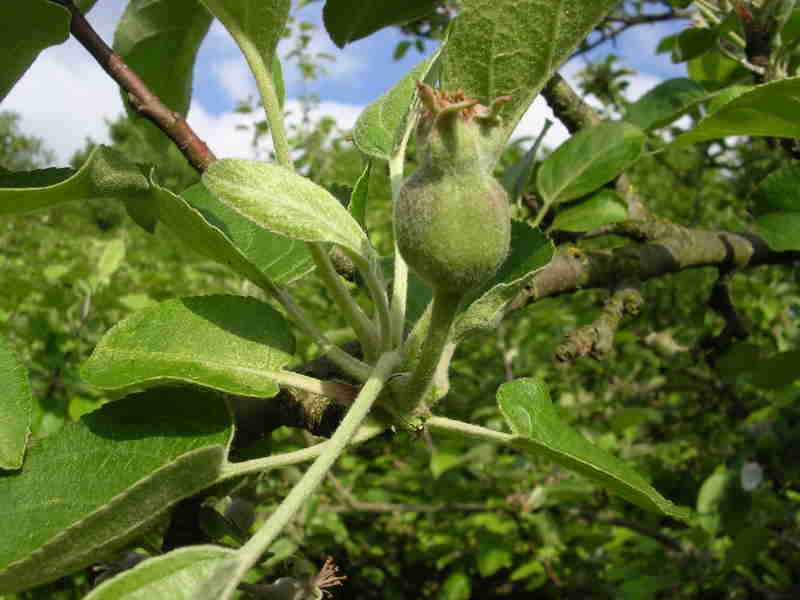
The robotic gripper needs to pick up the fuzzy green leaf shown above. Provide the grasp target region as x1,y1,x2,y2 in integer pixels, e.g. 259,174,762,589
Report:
673,78,800,147
183,182,314,285
0,1,70,102
0,335,31,470
84,546,240,600
153,181,280,292
353,53,442,161
498,378,691,520
455,221,554,340
624,78,708,131
0,146,150,216
82,295,295,397
323,0,440,48
114,0,213,153
537,121,645,208
203,159,370,259
441,0,619,154
550,189,628,233
0,389,232,593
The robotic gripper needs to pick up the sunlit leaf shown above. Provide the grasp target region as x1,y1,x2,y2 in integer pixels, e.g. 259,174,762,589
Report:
0,389,232,593
441,0,619,157
84,546,241,600
82,295,295,397
0,335,31,470
497,377,691,520
0,146,150,216
203,159,370,259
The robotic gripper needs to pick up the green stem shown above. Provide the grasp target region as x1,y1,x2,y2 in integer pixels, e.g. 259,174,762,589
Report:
352,253,393,352
275,288,371,381
388,117,416,348
200,0,292,168
403,290,462,411
229,351,399,583
310,245,380,359
426,415,515,445
222,419,386,478
262,371,357,402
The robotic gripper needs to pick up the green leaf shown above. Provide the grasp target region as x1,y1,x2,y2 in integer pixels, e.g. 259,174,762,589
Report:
670,28,716,63
673,78,800,147
84,546,240,600
113,0,213,153
687,46,743,88
0,1,70,102
753,162,800,214
441,0,619,155
755,212,800,251
82,295,295,397
696,467,732,535
183,181,314,285
438,571,472,600
550,189,628,233
430,451,467,479
0,146,150,216
348,161,371,229
624,78,708,131
501,126,549,204
203,159,370,259
0,389,232,593
152,181,282,292
455,221,554,340
323,0,440,47
497,378,690,520
92,238,127,290
476,534,513,577
123,197,160,234
537,121,645,208
0,335,31,470
749,350,800,389
353,53,442,161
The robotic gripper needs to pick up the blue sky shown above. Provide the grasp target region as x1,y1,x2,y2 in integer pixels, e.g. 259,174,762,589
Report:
3,1,688,164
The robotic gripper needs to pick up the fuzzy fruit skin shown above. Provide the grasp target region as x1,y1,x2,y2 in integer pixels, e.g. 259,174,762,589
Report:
396,167,510,294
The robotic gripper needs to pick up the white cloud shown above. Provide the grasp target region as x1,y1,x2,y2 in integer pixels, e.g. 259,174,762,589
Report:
2,39,124,165
188,98,365,160
212,57,257,104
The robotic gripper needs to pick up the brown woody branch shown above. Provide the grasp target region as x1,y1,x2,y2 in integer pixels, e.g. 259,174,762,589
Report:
52,0,216,172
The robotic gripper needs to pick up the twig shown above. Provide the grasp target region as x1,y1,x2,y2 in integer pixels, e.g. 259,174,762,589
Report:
50,0,216,172
555,282,643,363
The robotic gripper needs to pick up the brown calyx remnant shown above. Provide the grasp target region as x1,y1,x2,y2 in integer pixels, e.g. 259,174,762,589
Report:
416,81,512,123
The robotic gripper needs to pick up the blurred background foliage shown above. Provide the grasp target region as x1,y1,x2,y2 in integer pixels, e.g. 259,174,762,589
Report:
3,1,800,598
